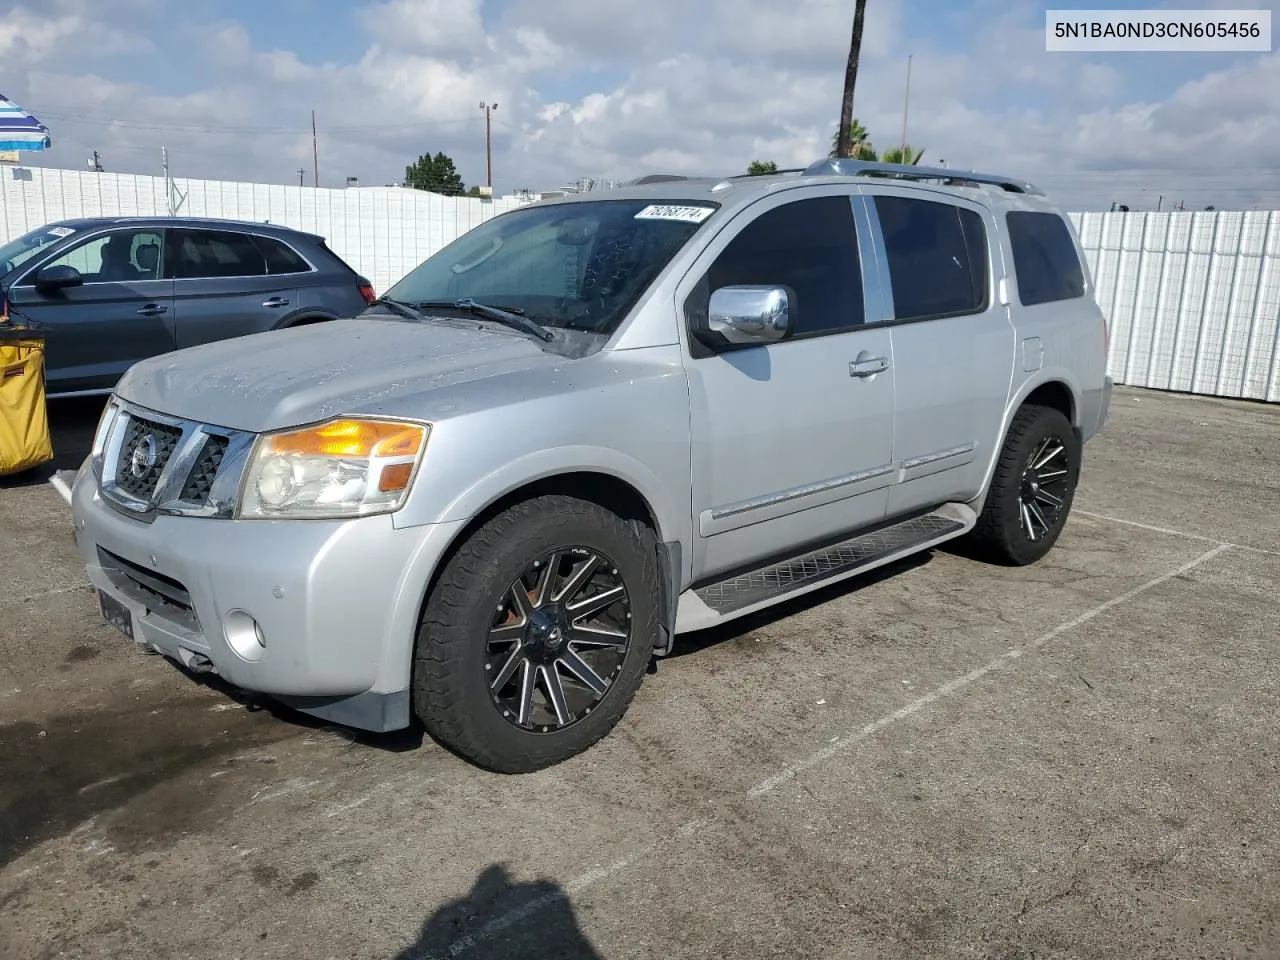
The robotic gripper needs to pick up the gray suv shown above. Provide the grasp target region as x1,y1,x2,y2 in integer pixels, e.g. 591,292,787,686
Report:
0,216,375,397
69,159,1112,773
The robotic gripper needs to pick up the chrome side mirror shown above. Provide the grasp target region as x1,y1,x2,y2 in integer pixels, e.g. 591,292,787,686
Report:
704,285,793,346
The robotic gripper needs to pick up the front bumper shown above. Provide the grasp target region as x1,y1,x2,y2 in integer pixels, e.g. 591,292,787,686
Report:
70,463,466,732
1099,376,1113,432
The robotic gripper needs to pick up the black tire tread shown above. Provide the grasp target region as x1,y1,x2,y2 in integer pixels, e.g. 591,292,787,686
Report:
966,403,1079,566
413,494,659,774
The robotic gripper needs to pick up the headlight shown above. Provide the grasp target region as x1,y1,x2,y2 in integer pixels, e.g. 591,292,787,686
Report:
91,398,121,459
237,417,430,520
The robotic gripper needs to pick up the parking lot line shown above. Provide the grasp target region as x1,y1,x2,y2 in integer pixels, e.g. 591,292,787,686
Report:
416,542,1231,958
746,542,1231,797
1079,510,1279,557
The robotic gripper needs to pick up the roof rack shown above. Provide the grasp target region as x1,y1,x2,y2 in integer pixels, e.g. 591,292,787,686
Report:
803,158,1043,195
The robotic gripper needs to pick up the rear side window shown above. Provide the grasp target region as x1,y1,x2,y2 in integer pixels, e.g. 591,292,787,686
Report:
705,195,864,336
170,229,267,279
1006,211,1085,306
873,195,988,322
255,236,310,275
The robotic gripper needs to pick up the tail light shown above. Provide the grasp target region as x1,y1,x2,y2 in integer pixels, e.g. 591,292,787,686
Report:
358,282,376,305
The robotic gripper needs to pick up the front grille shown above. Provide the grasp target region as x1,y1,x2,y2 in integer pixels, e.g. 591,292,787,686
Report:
113,415,183,501
180,434,228,504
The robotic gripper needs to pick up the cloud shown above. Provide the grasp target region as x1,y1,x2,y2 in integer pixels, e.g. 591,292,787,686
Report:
0,0,1276,211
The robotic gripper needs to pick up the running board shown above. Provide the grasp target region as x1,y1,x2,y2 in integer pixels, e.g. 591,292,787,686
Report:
675,503,976,633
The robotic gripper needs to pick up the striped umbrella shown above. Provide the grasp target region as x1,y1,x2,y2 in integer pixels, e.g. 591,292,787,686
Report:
0,94,51,152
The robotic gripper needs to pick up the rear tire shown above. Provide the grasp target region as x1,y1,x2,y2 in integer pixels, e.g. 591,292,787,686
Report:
413,495,660,773
966,404,1081,566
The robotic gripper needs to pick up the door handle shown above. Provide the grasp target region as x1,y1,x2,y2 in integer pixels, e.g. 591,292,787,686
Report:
849,356,890,378
262,297,291,308
136,304,168,316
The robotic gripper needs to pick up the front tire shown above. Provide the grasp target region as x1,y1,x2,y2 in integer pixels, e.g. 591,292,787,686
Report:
413,495,660,773
966,404,1081,566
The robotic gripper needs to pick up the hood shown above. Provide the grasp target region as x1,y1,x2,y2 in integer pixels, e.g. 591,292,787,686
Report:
116,318,562,433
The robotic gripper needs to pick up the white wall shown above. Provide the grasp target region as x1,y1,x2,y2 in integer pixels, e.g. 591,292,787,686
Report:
1071,210,1280,403
4,166,1278,402
0,165,527,296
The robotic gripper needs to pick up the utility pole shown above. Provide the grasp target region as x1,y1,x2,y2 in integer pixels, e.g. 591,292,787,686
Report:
87,150,104,172
298,168,305,187
479,101,498,192
1156,194,1164,212
899,54,913,159
836,0,869,158
311,110,319,188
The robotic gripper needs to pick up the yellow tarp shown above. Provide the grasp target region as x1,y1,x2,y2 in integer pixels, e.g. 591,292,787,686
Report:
0,334,54,476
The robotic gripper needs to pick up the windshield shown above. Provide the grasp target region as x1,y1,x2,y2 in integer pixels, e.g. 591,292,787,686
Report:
0,225,76,275
378,199,718,337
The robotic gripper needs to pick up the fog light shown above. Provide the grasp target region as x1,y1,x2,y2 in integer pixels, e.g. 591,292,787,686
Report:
225,610,267,663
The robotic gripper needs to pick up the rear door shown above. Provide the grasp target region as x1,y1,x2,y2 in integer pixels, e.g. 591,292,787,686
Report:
862,188,1015,518
6,227,175,394
168,228,303,348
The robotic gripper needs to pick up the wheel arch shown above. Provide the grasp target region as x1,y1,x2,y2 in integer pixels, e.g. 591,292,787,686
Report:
395,467,680,692
971,372,1082,512
273,312,338,330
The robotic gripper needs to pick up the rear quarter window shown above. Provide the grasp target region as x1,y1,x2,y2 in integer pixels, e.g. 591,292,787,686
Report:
1006,211,1085,306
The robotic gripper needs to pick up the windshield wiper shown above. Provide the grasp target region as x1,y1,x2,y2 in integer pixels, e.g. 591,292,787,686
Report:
366,296,429,322
415,298,555,343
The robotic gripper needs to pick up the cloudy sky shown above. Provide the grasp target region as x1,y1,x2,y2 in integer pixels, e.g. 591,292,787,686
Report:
2,0,1278,211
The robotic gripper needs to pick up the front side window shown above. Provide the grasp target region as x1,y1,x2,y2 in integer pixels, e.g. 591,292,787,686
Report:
381,199,717,337
700,195,865,336
38,228,165,283
170,229,268,279
874,195,989,322
0,226,76,276
1006,211,1085,306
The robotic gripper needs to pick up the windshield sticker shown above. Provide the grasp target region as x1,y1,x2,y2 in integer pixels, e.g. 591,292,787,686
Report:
48,226,75,238
634,205,714,224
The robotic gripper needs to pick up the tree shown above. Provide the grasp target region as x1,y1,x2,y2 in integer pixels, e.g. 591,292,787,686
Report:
826,121,924,165
835,0,869,158
746,160,778,175
404,151,467,196
830,119,871,158
878,144,925,165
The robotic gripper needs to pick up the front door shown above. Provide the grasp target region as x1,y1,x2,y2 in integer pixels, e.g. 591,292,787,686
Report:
7,227,175,395
680,191,896,582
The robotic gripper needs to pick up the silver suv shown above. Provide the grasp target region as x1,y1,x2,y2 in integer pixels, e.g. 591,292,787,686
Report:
70,159,1112,773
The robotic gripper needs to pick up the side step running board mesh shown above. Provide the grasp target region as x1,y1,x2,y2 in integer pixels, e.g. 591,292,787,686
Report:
694,512,964,615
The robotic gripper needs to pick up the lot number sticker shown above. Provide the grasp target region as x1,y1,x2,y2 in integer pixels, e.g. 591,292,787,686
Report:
635,205,714,223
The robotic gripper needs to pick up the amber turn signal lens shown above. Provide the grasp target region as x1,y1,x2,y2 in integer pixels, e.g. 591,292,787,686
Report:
263,419,426,458
378,462,414,493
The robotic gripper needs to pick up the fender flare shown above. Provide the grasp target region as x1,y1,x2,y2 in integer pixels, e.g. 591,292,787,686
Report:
969,369,1083,512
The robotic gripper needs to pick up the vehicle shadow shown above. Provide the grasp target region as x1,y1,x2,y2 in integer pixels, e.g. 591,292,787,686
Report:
392,864,604,960
663,550,934,662
0,395,105,488
167,659,427,753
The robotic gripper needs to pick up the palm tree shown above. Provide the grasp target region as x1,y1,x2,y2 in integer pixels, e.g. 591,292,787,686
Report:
835,0,869,158
830,119,873,158
879,145,925,165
